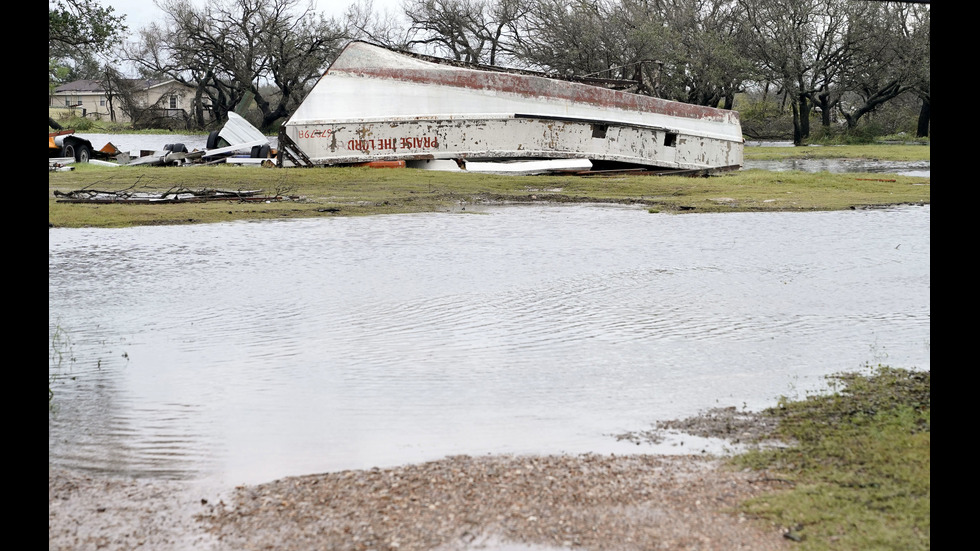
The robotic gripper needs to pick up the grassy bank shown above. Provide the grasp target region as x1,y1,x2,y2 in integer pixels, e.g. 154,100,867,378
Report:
730,366,930,550
49,143,930,228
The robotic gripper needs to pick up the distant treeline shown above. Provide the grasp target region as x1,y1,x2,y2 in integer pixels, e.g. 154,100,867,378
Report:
51,0,930,142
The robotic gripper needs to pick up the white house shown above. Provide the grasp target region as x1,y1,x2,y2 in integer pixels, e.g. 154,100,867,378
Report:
50,79,210,123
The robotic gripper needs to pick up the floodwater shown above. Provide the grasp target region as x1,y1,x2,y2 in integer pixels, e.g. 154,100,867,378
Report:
48,204,930,487
741,158,930,178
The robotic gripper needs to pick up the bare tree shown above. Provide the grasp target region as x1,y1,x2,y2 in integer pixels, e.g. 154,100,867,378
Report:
125,0,347,131
514,0,616,75
345,0,413,49
401,0,527,65
509,0,751,106
252,1,349,129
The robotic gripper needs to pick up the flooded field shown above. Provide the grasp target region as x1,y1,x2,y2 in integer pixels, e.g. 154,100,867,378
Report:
741,158,930,177
49,204,930,487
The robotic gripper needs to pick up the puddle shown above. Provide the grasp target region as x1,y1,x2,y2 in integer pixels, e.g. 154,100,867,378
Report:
49,204,930,486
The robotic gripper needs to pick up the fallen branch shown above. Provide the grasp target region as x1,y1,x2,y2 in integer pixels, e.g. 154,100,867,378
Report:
54,186,277,204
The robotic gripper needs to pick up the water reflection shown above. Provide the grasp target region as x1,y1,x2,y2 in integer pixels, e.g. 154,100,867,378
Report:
49,205,930,485
742,158,930,177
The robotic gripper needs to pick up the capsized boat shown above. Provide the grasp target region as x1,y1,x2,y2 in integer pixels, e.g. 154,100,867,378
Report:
279,41,743,173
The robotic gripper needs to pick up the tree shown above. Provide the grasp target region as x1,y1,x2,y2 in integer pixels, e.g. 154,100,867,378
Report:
49,0,127,54
402,0,529,65
738,0,855,144
344,0,413,49
125,0,348,131
634,0,755,108
829,1,928,132
513,0,621,75
901,4,930,137
509,0,751,107
254,1,349,129
49,0,128,92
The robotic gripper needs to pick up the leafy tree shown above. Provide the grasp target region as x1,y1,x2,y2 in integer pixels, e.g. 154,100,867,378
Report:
49,0,127,53
49,0,128,91
899,3,930,137
738,0,853,144
633,0,755,108
509,0,751,107
514,0,616,75
830,1,928,132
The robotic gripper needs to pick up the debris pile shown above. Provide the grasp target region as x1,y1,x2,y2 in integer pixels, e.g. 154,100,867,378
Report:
53,186,282,204
48,113,275,169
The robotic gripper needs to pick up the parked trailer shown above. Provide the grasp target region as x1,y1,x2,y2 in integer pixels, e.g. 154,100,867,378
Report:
49,130,96,163
279,41,743,172
48,129,124,165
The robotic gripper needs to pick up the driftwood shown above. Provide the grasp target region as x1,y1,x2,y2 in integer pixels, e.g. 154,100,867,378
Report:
54,186,280,204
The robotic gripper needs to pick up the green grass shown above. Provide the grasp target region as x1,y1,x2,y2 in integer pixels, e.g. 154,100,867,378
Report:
49,148,930,228
730,366,930,550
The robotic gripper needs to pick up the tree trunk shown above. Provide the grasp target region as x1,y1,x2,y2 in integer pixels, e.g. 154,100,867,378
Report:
798,93,811,141
916,98,930,138
193,87,207,128
816,92,832,127
792,101,802,145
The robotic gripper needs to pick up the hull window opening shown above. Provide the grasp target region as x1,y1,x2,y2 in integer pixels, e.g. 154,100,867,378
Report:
664,132,678,147
592,124,608,139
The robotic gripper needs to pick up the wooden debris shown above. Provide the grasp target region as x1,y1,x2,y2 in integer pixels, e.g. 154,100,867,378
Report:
54,186,281,204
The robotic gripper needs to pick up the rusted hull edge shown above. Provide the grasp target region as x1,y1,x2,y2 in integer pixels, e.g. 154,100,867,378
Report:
339,68,733,124
325,42,736,124
282,117,742,170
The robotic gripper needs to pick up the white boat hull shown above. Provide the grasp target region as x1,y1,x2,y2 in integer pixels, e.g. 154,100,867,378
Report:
280,42,743,172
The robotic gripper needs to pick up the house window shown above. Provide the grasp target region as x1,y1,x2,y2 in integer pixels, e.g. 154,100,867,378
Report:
100,98,106,106
170,95,178,109
65,98,72,107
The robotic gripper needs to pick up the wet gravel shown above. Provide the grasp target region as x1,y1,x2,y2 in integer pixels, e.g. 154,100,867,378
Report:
48,468,223,551
50,407,799,550
50,452,794,551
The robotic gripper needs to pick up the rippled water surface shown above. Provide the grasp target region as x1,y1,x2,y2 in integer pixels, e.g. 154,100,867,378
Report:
49,205,930,486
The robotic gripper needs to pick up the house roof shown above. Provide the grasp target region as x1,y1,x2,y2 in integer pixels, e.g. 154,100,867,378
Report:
53,79,180,94
53,79,105,93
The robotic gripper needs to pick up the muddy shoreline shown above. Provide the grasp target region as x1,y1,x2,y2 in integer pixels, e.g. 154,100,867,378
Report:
50,453,794,551
50,408,796,551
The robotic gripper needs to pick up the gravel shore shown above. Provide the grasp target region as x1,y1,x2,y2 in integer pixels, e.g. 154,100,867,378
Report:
50,452,794,551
